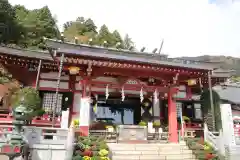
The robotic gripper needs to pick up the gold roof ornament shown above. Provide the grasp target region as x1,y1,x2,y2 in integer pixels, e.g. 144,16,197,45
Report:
68,66,80,75
187,79,197,86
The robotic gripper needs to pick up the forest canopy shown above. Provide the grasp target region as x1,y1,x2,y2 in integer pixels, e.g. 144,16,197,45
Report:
0,0,135,50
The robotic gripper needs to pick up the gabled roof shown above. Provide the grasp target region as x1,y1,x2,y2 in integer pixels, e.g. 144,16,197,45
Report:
45,38,218,71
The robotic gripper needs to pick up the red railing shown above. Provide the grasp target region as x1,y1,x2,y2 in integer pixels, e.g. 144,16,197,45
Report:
0,113,61,127
32,114,61,126
178,122,203,131
185,122,202,129
234,125,240,137
0,114,13,124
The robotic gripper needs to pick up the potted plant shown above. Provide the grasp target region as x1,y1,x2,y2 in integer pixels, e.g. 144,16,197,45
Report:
138,120,147,126
183,116,190,123
73,119,80,127
153,121,162,133
72,135,110,160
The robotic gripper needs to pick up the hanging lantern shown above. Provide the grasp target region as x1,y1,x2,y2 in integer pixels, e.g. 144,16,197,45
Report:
105,85,109,100
187,79,197,86
140,87,144,102
68,66,80,75
121,86,125,101
141,98,151,111
154,89,159,104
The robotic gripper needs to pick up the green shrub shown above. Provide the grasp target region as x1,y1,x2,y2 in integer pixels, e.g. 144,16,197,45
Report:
73,135,109,159
72,155,82,160
91,156,101,160
153,121,161,127
138,121,147,126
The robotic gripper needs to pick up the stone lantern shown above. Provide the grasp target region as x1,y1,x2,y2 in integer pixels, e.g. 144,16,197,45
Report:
0,103,31,160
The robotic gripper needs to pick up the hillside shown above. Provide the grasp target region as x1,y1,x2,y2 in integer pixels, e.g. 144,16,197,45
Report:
179,55,240,75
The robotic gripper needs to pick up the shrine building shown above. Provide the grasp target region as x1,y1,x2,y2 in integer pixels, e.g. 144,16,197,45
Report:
0,38,231,143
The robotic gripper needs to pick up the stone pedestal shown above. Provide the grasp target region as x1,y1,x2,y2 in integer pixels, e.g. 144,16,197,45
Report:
117,125,147,143
0,155,9,160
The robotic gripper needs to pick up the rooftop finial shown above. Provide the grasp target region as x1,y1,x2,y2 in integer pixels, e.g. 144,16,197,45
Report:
140,47,145,52
74,36,78,44
152,48,158,54
60,33,64,42
116,42,121,49
103,40,108,47
88,38,93,45
129,46,134,51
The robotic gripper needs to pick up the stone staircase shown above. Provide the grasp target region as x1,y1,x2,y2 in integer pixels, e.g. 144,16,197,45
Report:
108,142,196,160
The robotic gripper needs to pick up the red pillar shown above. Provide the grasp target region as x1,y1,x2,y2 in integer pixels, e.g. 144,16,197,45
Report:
82,79,87,97
168,89,178,143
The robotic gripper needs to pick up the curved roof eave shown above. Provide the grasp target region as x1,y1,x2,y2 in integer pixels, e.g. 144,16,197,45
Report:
45,38,215,71
0,46,53,61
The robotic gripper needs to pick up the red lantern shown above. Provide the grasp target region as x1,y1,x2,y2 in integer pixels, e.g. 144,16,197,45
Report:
68,66,80,75
13,146,21,153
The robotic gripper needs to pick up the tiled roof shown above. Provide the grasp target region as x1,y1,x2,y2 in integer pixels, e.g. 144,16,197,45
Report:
0,46,52,61
45,38,218,70
214,84,240,104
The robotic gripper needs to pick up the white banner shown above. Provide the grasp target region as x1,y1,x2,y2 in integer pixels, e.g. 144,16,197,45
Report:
61,109,69,129
79,97,91,126
220,104,236,145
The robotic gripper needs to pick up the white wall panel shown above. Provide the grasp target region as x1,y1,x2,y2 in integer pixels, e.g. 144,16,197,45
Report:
40,72,69,80
39,80,68,89
73,93,81,113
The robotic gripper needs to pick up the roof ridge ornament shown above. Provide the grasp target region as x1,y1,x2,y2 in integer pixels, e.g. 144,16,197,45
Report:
74,37,78,44
88,38,93,46
103,41,108,48
60,33,65,42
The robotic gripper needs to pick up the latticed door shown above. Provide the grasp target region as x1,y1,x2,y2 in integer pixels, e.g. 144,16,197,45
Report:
42,92,63,115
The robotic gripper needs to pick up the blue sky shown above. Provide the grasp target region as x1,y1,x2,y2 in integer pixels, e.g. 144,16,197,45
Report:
9,0,240,57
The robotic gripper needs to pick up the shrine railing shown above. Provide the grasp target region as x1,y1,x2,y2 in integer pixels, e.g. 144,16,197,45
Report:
184,122,203,129
0,113,61,126
203,124,225,156
89,129,172,143
0,125,68,146
89,130,118,143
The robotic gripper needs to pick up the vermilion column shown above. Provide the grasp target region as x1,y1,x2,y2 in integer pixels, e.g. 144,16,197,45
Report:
168,89,178,143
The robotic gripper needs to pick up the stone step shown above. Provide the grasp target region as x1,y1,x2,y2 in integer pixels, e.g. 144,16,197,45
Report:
108,143,188,149
112,149,193,155
108,142,187,147
112,155,196,160
109,145,189,151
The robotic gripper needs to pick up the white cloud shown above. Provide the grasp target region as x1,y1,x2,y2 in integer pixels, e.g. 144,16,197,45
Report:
9,0,240,57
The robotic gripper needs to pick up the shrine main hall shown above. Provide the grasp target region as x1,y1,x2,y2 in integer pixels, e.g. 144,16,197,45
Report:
0,39,230,143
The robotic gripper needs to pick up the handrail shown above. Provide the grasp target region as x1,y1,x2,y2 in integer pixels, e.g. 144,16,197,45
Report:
204,123,225,156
